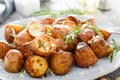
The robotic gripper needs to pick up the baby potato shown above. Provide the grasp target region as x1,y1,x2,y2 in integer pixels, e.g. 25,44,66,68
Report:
53,18,67,25
25,55,48,78
89,36,113,57
13,29,34,47
18,42,34,58
5,24,24,43
56,39,68,51
50,51,73,75
40,17,55,24
99,29,111,40
0,41,13,59
52,25,71,39
78,29,96,43
4,49,24,73
74,42,98,67
27,20,44,38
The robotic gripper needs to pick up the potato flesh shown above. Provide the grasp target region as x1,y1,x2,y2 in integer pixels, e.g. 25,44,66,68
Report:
25,55,48,77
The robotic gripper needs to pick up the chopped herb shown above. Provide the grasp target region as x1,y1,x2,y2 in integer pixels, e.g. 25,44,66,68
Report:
20,68,25,76
108,39,120,63
89,25,103,38
10,28,16,38
22,24,27,29
64,25,82,44
45,29,52,34
39,41,46,48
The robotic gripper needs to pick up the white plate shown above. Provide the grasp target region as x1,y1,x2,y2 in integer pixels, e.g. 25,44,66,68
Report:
0,16,120,80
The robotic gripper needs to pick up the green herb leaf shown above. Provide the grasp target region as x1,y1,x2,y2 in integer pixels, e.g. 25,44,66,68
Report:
64,25,82,44
20,68,25,75
10,28,16,38
22,24,27,29
108,39,120,62
39,41,46,48
89,25,103,38
34,5,87,18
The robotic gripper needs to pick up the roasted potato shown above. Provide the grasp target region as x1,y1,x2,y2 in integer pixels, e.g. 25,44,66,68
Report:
74,42,98,67
50,51,73,75
40,17,55,24
89,36,113,57
4,49,24,73
27,21,44,38
26,34,57,57
52,25,71,39
53,18,67,25
25,55,48,77
56,39,68,51
13,29,34,47
18,42,34,58
78,29,96,43
5,24,24,43
43,25,53,37
0,41,13,59
99,29,111,40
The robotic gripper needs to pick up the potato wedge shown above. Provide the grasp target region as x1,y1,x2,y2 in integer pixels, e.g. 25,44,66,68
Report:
74,42,98,67
50,51,73,75
13,29,34,47
5,24,24,43
99,29,111,40
4,49,24,73
0,41,13,59
25,55,48,77
89,36,113,57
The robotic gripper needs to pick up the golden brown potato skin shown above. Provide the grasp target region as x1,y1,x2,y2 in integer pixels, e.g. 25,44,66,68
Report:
89,36,113,57
13,29,34,47
74,42,98,67
99,29,111,40
4,49,24,73
50,51,73,75
78,29,96,43
0,41,13,59
5,24,24,43
40,18,55,24
25,55,48,78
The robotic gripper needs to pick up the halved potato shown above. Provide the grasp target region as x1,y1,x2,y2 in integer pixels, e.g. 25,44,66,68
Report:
13,29,34,47
74,42,98,67
0,41,13,59
43,25,53,37
5,24,24,43
40,17,55,24
4,49,24,73
27,21,44,38
25,55,48,77
50,51,73,75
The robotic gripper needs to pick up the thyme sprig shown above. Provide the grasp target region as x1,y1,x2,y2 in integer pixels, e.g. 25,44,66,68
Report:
108,39,120,63
64,25,82,44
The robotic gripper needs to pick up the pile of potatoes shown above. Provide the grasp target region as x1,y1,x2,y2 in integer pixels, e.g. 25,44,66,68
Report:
0,15,113,78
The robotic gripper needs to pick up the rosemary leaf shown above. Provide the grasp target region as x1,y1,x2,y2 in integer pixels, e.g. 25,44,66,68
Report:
64,25,82,44
20,68,25,75
108,39,120,63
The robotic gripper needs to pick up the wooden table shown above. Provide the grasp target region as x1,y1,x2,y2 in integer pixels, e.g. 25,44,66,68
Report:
0,0,120,80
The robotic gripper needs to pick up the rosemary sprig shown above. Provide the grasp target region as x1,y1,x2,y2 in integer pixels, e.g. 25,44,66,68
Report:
108,39,120,63
64,25,82,44
10,28,16,38
34,5,87,18
89,25,103,38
